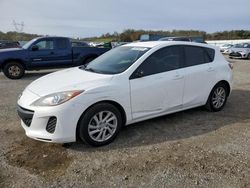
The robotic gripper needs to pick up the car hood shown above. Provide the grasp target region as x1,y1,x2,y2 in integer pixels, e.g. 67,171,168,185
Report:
0,48,24,53
26,67,114,96
231,47,250,53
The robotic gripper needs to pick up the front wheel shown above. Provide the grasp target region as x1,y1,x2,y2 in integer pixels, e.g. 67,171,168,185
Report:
205,83,228,112
3,62,25,79
78,103,122,146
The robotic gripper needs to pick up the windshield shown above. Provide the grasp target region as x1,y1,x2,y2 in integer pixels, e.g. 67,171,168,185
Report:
81,46,150,74
234,43,250,48
22,38,37,49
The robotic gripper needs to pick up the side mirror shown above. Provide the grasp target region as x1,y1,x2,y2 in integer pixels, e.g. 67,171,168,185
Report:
130,69,144,79
31,45,39,51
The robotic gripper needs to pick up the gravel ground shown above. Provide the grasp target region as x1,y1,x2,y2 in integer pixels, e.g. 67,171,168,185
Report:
0,57,249,188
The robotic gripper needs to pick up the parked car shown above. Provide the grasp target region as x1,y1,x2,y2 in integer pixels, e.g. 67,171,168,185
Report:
229,43,250,59
159,36,192,42
17,41,233,146
71,41,89,47
159,36,206,43
0,40,20,49
0,37,110,79
220,44,233,54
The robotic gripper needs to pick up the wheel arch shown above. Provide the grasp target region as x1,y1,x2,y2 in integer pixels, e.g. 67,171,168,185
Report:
206,80,231,104
215,80,231,96
76,100,127,140
2,58,26,69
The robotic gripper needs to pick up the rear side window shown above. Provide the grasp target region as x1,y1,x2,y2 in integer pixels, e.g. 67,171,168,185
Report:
56,38,68,49
136,46,182,77
205,48,215,62
184,46,215,67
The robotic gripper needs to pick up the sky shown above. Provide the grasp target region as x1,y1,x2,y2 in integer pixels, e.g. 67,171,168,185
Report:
0,0,249,38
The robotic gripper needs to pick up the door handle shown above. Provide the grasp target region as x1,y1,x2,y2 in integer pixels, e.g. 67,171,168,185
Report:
173,74,183,80
50,51,55,55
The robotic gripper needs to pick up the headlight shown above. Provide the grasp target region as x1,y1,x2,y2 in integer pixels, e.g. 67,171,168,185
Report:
31,90,84,106
239,51,247,55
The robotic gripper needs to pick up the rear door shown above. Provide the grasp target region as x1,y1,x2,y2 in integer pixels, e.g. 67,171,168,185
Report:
53,38,73,67
129,45,185,120
182,45,215,107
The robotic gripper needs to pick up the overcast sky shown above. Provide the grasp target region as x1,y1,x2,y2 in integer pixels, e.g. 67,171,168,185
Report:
0,0,249,38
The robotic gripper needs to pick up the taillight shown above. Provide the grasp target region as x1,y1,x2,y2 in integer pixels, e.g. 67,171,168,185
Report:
228,63,233,70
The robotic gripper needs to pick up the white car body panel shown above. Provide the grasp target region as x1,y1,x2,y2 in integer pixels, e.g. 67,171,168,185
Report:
17,41,233,143
130,69,184,119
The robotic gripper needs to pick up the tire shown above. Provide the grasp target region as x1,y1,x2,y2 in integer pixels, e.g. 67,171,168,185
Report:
78,103,122,146
248,53,250,60
205,83,228,112
3,62,25,79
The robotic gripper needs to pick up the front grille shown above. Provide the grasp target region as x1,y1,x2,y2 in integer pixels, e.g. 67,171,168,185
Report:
46,117,57,133
17,105,34,127
229,52,241,57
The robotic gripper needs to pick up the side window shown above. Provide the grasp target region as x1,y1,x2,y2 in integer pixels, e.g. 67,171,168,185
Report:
204,47,215,62
56,39,68,49
135,46,182,77
184,46,215,67
35,40,54,50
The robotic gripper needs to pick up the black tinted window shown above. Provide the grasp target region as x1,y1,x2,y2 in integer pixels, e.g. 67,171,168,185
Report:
56,39,68,49
205,48,215,61
184,46,214,67
136,46,182,77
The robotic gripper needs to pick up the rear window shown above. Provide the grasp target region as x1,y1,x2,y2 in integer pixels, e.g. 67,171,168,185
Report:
56,38,69,49
184,46,215,67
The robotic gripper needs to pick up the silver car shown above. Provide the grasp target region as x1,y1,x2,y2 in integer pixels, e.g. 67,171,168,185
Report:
229,43,250,59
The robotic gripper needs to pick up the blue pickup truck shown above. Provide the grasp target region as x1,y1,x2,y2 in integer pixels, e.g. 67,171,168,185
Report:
0,37,110,79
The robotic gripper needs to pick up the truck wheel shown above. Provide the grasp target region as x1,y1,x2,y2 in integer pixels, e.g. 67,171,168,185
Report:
3,62,25,79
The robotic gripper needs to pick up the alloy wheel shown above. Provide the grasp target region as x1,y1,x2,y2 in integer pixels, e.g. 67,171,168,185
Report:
212,87,226,109
88,111,118,142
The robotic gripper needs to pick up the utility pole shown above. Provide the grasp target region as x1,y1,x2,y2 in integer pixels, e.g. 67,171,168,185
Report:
12,20,24,41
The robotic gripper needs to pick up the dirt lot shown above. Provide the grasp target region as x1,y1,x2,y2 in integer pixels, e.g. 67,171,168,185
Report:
0,57,249,188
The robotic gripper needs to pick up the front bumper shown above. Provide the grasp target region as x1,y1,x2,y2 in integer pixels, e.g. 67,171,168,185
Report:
229,52,248,59
17,101,85,143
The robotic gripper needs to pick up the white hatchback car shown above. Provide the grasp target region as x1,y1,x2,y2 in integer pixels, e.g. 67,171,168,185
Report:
17,41,233,146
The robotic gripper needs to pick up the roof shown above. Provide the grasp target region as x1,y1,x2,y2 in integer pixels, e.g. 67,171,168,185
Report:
124,41,216,49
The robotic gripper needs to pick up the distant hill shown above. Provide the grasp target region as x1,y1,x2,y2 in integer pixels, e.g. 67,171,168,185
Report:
83,29,250,42
1,29,250,42
0,31,40,41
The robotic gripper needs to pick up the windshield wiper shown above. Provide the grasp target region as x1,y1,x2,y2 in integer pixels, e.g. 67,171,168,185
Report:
84,67,96,73
79,64,87,69
79,66,110,74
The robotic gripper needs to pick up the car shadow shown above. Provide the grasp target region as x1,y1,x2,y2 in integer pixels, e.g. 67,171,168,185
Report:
69,89,250,152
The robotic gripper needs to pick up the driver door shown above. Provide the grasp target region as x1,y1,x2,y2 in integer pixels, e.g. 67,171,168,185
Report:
129,46,185,120
28,39,57,69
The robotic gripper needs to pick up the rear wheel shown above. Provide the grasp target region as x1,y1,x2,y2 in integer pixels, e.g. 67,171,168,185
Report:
205,83,228,112
3,62,25,79
78,103,122,146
